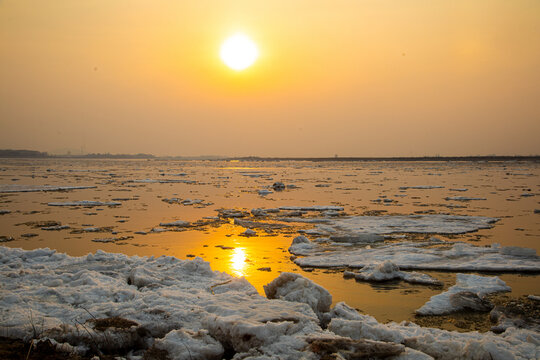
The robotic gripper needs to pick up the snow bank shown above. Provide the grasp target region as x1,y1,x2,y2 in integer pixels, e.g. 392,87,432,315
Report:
416,274,511,315
154,329,223,360
263,272,332,319
294,242,540,272
0,246,326,359
329,315,539,360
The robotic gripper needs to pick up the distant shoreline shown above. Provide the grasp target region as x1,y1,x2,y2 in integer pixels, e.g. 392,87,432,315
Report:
0,150,539,162
229,156,540,162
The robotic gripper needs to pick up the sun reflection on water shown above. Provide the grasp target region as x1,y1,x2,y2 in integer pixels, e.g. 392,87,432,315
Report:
231,247,246,277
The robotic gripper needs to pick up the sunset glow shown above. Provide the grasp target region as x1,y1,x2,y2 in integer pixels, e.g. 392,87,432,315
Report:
231,247,246,277
220,33,258,71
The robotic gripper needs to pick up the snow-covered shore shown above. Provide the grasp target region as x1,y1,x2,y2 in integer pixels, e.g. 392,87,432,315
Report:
1,246,538,359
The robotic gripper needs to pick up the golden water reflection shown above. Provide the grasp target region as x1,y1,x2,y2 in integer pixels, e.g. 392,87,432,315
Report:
230,247,246,277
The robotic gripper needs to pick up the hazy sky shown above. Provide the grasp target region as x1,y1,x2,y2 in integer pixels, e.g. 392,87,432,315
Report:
1,1,539,157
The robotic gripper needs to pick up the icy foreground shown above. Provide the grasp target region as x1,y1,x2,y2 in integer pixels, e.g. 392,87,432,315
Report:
1,247,539,360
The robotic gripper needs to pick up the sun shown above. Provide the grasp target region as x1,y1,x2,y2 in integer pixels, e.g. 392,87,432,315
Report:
220,33,259,71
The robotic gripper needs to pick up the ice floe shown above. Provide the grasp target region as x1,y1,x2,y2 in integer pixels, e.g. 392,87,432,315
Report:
0,184,97,193
293,242,540,272
416,274,511,315
345,261,442,286
240,228,257,237
159,220,190,227
399,186,444,190
279,205,345,212
47,200,121,207
445,196,487,201
308,214,498,236
41,225,70,231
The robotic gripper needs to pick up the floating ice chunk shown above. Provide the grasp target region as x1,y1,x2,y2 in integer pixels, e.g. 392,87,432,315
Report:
499,246,537,257
528,295,540,302
0,210,10,215
159,220,190,227
0,184,96,193
47,201,121,207
445,196,487,201
329,233,384,244
91,236,132,243
241,229,257,237
294,242,540,272
264,272,332,319
154,329,223,360
258,189,273,196
449,188,468,192
399,186,444,190
233,218,289,230
130,179,196,184
350,261,442,286
325,214,497,235
288,235,317,255
41,225,70,231
416,274,510,315
82,227,101,232
162,197,181,204
218,209,249,218
279,205,345,212
182,199,204,205
91,238,116,243
150,227,169,233
251,208,268,216
132,179,158,183
354,261,401,281
401,272,443,286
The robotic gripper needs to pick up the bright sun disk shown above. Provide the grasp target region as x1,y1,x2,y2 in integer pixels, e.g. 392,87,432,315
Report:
220,33,259,71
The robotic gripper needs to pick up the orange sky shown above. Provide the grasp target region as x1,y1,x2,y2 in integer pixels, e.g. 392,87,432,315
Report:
1,0,539,156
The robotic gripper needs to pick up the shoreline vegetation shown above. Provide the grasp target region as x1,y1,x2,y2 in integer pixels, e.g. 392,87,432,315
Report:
0,149,539,162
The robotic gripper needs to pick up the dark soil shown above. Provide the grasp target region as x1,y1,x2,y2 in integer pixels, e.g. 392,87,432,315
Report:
88,316,139,331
